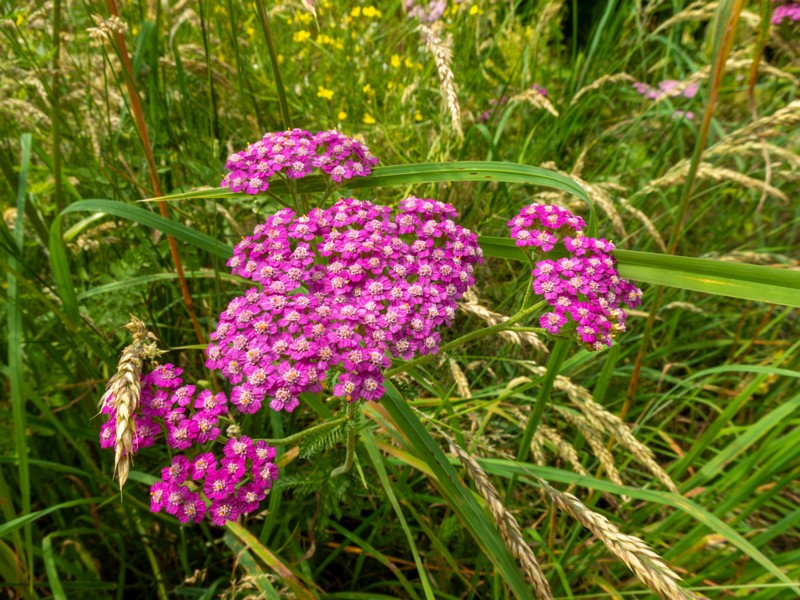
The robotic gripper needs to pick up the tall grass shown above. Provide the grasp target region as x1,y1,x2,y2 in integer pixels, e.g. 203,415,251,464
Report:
1,0,798,598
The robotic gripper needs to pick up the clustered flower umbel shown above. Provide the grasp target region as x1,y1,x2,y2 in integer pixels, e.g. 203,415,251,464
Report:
206,197,483,412
221,129,379,193
508,204,642,350
100,363,279,525
772,2,800,24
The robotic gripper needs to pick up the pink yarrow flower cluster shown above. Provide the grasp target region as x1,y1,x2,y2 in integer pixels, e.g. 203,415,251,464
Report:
508,204,642,350
772,2,800,24
221,129,379,194
206,197,483,412
99,364,278,526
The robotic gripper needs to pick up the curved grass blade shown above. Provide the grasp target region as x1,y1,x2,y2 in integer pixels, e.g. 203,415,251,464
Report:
362,431,436,600
225,521,317,599
143,161,591,203
382,382,534,599
49,200,232,316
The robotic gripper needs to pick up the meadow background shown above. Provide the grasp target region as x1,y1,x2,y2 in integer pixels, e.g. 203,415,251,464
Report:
1,0,799,598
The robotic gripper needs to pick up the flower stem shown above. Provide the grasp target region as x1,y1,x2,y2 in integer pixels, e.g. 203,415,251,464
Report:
259,415,349,446
331,401,358,478
384,301,547,378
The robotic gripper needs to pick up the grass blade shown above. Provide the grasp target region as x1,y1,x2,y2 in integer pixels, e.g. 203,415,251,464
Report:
381,382,534,599
7,133,32,590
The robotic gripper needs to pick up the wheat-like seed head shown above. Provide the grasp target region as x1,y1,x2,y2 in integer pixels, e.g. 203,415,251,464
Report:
539,480,697,599
100,315,162,492
522,364,679,493
448,359,472,399
510,89,559,117
571,73,635,105
419,23,462,139
448,440,553,599
459,290,549,354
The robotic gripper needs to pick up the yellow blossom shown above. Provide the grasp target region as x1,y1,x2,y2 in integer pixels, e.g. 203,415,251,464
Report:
351,6,361,16
293,30,311,43
363,83,374,97
387,81,395,90
391,54,401,68
363,113,376,125
338,111,348,120
404,57,415,69
415,110,423,122
246,26,255,37
317,86,334,100
296,11,313,24
278,54,285,64
469,5,484,15
362,6,382,17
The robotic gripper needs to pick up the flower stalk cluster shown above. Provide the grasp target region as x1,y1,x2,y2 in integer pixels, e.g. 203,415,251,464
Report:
100,361,280,525
508,203,642,350
221,129,378,194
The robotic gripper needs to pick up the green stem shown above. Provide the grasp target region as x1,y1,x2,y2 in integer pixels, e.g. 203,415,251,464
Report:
255,0,292,130
506,338,571,499
331,402,358,478
259,415,349,446
385,301,547,378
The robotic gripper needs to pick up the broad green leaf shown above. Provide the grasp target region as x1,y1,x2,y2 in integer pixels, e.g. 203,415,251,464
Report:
478,236,800,308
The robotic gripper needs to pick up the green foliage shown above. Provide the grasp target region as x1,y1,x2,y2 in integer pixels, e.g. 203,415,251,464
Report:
1,0,799,598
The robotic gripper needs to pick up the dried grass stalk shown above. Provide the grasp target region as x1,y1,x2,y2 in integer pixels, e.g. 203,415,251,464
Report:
537,425,589,476
571,73,635,105
646,162,788,202
99,315,161,491
448,441,553,599
448,358,472,398
539,480,694,599
511,88,559,117
557,408,626,490
618,198,667,252
523,364,679,493
459,290,549,354
419,23,462,138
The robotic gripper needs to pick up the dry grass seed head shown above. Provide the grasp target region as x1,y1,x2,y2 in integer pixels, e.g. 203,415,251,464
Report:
571,73,635,105
100,315,162,491
419,23,462,139
447,439,553,599
510,88,560,117
539,480,697,599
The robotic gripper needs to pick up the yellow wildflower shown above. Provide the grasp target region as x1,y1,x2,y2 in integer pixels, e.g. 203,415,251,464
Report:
317,86,334,100
415,110,423,122
293,30,311,43
404,57,415,69
363,83,374,97
469,5,484,15
387,81,395,90
363,113,376,125
362,6,382,17
296,11,313,24
351,6,361,16
391,54,401,68
338,111,348,121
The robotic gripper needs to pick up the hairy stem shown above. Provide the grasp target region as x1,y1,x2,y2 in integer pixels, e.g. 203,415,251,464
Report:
259,416,350,446
331,402,358,478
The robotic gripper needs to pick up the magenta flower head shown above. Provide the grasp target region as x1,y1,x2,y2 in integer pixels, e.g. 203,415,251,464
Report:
208,196,482,413
508,203,642,350
221,129,379,194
